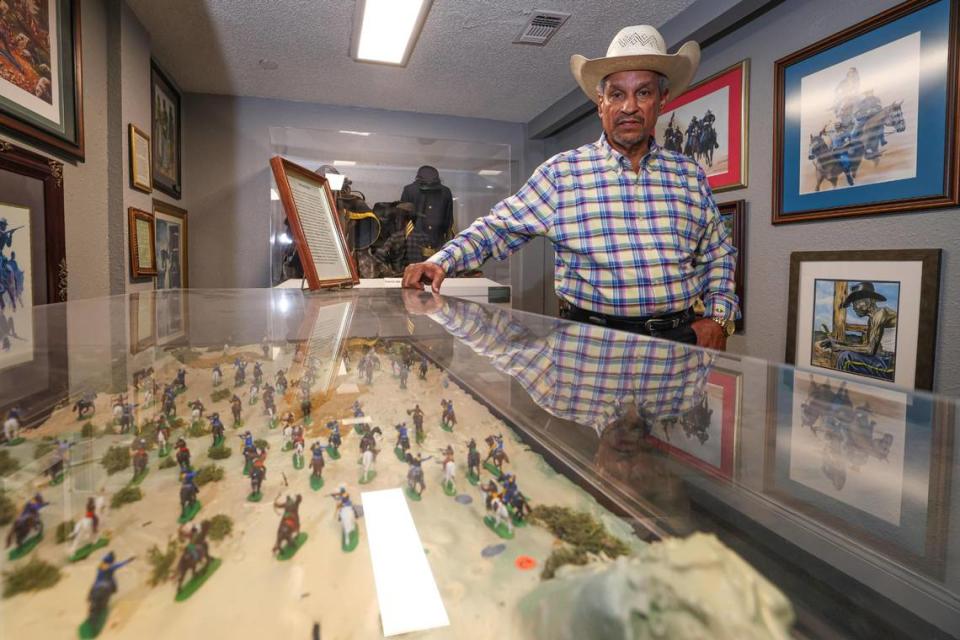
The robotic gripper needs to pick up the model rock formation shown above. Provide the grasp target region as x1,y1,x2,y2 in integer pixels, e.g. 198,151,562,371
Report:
517,532,794,640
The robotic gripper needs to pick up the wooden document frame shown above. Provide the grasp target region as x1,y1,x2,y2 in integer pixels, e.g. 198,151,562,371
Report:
270,156,358,290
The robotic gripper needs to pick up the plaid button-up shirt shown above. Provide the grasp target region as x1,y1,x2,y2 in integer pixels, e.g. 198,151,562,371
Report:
428,135,739,320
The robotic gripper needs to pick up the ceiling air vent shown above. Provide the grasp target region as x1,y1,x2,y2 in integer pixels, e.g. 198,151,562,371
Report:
514,10,570,46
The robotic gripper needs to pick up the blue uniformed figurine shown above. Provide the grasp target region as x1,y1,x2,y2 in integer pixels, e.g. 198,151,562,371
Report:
92,551,134,595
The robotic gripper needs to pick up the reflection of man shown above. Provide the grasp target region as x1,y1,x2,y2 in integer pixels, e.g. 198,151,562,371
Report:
817,282,897,381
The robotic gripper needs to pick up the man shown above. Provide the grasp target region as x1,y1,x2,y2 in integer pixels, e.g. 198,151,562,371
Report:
817,282,897,381
402,25,737,349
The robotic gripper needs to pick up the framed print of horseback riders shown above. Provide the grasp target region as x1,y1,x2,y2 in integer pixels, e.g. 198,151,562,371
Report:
655,59,748,192
785,249,941,391
773,0,960,223
0,0,84,161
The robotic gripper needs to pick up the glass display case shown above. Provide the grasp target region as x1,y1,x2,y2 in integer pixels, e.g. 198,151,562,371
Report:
0,289,957,639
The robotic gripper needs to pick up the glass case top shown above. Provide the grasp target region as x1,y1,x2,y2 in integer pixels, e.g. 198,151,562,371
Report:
1,288,957,640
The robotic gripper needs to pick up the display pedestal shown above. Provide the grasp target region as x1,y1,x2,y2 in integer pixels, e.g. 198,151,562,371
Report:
275,277,511,308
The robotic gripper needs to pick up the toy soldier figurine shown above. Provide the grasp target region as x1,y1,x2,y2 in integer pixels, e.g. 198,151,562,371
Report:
404,452,431,499
465,438,481,484
300,386,312,423
248,448,267,501
440,399,457,432
276,369,288,394
398,363,410,390
327,421,342,456
175,368,188,392
211,364,223,387
83,552,135,634
230,394,242,426
418,357,428,380
273,494,305,557
291,424,305,451
157,419,171,457
249,381,260,405
6,493,48,553
175,438,192,473
210,413,225,447
253,361,264,386
263,384,276,421
130,438,149,482
394,423,410,460
179,470,201,522
240,430,257,475
407,405,425,443
309,442,326,490
352,400,364,418
438,445,456,496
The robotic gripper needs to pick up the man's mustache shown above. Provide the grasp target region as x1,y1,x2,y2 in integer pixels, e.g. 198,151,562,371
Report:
615,117,643,126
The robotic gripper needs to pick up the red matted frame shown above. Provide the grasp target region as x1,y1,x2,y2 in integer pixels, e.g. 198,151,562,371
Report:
269,156,359,290
646,367,742,480
658,59,749,192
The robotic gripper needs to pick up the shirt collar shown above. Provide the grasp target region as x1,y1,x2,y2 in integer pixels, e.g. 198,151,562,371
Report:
599,133,661,174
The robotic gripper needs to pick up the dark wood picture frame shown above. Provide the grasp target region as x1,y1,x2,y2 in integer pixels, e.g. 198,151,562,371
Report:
150,61,182,199
785,249,941,391
772,0,960,223
127,207,157,278
269,156,359,290
764,368,954,578
128,123,152,193
153,199,188,288
717,200,746,333
0,0,84,161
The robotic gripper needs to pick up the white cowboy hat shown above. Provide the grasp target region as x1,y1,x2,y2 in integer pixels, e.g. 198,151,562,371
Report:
570,25,700,103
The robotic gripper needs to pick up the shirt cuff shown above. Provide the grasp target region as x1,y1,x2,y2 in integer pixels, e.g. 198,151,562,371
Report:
702,293,739,321
426,251,455,274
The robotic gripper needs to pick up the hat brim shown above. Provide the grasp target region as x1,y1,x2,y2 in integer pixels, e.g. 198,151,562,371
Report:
570,40,700,104
841,290,887,307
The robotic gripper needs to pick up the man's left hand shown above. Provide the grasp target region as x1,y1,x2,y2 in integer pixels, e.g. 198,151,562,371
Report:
691,318,727,351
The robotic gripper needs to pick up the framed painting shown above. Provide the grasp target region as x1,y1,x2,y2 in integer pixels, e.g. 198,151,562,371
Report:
765,367,953,577
716,200,746,333
0,0,84,161
786,249,941,391
127,207,156,278
773,0,959,223
128,123,151,193
647,367,742,480
153,199,187,289
151,61,181,199
155,289,187,347
655,59,748,192
129,291,155,354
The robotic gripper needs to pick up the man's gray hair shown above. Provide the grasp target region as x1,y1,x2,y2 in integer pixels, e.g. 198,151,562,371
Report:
597,73,669,97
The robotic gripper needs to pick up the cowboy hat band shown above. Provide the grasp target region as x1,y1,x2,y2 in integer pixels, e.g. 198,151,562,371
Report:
570,25,700,103
841,282,887,307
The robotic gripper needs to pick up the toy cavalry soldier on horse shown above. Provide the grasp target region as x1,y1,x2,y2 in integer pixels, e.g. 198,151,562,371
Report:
83,552,134,634
210,412,225,447
483,434,510,477
175,438,191,473
465,438,481,484
404,453,432,499
394,423,410,459
176,520,213,594
407,404,425,443
273,494,305,557
6,493,48,553
230,394,242,426
440,399,457,431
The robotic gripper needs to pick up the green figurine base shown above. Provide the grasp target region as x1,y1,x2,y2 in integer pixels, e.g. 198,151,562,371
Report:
69,537,109,562
50,471,66,486
467,470,480,486
7,532,42,560
129,468,149,486
326,447,341,460
178,501,202,524
292,455,304,470
233,420,243,429
269,419,278,430
440,422,454,433
248,397,258,406
174,557,222,602
158,446,170,458
310,475,324,491
508,506,528,528
303,417,312,426
242,461,251,476
212,436,224,448
359,470,376,485
483,516,515,540
342,529,359,553
415,431,426,445
5,437,24,447
78,607,109,639
276,532,308,561
442,481,457,497
483,462,502,478
353,424,363,435
394,447,407,462
247,491,262,503
405,487,422,502
282,442,293,452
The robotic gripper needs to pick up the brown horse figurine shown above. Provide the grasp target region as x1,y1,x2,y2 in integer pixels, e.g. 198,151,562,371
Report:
273,494,302,555
176,520,212,592
483,435,510,475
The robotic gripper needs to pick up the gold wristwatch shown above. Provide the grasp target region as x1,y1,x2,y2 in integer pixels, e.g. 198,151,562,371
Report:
710,302,736,337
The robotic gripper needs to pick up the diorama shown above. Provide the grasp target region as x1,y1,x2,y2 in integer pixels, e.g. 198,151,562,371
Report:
1,334,794,639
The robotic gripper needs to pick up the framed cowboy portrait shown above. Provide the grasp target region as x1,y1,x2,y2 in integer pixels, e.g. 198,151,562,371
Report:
716,200,746,333
773,0,959,223
153,199,187,289
0,0,84,161
655,59,749,192
785,249,941,391
151,61,182,199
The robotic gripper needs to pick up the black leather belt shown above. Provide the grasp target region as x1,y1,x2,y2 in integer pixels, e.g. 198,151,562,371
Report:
566,304,695,334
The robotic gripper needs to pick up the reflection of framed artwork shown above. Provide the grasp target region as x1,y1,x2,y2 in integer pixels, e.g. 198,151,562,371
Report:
151,61,181,199
773,0,959,223
127,207,156,278
765,368,953,577
153,200,187,289
655,59,748,192
0,0,84,161
156,289,187,347
786,250,941,390
129,291,155,354
128,124,152,193
647,367,742,480
716,200,745,333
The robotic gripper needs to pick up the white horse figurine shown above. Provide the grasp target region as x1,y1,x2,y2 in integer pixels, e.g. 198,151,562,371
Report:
338,503,356,547
157,427,167,452
293,440,304,466
191,407,202,424
112,403,123,422
143,386,154,407
3,415,19,442
69,494,107,556
442,458,456,492
212,368,222,387
360,449,376,482
281,424,293,450
489,496,513,535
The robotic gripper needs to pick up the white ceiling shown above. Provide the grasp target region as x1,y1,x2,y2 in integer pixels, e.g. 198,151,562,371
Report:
127,0,696,123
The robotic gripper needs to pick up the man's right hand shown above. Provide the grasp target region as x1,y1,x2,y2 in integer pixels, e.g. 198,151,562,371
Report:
402,262,446,292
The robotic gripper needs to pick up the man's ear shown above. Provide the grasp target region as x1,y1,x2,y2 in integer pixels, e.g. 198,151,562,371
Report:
659,89,670,112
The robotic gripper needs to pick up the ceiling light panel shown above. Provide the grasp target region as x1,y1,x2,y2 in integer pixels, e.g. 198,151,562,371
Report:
352,0,433,66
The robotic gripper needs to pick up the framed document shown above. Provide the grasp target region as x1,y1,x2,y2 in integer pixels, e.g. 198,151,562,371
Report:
129,124,152,193
128,207,157,277
269,156,358,289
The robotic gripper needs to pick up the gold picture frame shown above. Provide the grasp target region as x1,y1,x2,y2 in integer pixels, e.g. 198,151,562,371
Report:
127,207,157,278
129,124,152,193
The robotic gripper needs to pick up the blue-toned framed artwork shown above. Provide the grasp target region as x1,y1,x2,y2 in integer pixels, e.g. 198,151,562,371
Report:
773,0,959,223
764,368,952,577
